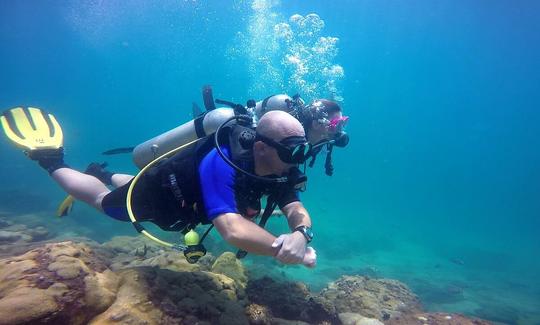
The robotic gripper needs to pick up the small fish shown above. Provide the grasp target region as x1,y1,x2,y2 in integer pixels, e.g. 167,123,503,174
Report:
450,258,465,266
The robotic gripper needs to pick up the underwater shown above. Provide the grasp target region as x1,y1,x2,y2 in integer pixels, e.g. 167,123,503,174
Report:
1,1,539,324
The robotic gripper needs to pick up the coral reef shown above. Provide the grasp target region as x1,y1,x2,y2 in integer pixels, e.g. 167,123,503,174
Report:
318,275,421,321
90,267,248,325
338,313,384,325
246,275,422,324
0,241,118,325
212,251,249,288
247,276,315,321
0,229,491,325
246,303,274,325
0,238,249,325
0,216,51,257
385,312,491,325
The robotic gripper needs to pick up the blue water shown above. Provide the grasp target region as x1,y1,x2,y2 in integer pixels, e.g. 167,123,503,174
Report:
1,1,539,324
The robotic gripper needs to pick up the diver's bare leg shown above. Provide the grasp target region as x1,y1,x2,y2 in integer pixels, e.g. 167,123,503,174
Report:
51,168,110,211
111,174,134,188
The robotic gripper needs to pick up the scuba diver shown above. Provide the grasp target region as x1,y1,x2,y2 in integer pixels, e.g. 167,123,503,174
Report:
1,106,317,267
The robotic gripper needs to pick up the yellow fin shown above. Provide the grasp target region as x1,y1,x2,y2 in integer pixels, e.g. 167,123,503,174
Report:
57,195,75,217
1,107,63,151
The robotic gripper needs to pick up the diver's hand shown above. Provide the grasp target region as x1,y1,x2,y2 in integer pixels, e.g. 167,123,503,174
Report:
303,247,317,268
271,232,307,264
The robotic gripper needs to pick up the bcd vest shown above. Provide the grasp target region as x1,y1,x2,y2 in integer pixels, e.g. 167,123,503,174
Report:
134,123,277,232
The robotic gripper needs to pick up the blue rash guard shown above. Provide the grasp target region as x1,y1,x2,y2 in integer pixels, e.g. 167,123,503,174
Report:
198,146,300,222
198,147,238,220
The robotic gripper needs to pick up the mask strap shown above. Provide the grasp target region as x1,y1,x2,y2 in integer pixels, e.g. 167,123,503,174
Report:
260,95,275,113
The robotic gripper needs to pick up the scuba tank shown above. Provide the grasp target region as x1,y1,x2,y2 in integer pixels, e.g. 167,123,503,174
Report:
253,94,293,121
132,107,234,168
131,86,293,169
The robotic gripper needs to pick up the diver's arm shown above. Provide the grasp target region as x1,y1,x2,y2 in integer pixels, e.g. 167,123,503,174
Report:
213,212,316,267
212,212,280,256
280,201,312,230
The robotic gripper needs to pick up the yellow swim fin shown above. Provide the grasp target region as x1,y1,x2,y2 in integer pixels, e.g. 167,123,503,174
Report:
1,107,63,152
57,195,75,217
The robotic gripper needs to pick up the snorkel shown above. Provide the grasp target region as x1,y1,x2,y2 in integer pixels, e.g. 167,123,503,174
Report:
309,126,350,176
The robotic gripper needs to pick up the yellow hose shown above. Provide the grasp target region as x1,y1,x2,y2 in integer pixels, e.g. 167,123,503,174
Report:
126,138,202,248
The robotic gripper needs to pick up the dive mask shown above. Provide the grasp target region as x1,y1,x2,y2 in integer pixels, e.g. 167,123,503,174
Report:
328,116,349,133
256,134,312,164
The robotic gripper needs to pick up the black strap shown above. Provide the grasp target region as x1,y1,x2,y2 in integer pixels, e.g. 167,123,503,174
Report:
194,114,206,138
236,196,278,259
259,196,278,228
199,225,214,242
325,144,334,176
260,95,273,113
202,85,216,111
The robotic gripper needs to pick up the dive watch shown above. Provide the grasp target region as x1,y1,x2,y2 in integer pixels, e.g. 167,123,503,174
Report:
294,225,314,243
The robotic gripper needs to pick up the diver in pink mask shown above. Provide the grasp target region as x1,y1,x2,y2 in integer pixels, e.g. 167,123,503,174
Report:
301,99,349,145
294,98,350,176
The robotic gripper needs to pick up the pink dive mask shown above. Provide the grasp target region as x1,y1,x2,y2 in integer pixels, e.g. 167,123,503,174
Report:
328,116,349,132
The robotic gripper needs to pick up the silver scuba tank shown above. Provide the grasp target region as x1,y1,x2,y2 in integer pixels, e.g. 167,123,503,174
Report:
132,94,293,169
132,107,234,169
253,94,293,120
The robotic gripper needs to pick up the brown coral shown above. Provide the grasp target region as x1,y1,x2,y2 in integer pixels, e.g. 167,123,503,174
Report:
318,275,421,322
0,241,119,325
211,251,248,288
246,303,274,325
246,276,327,323
385,312,492,325
92,267,249,325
